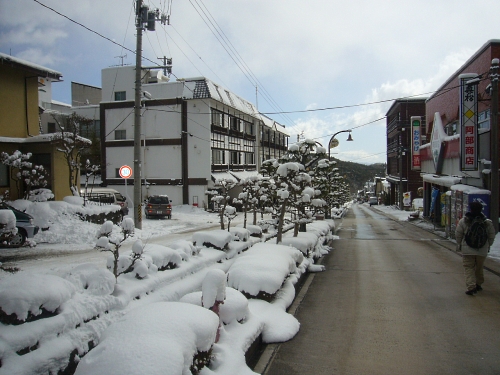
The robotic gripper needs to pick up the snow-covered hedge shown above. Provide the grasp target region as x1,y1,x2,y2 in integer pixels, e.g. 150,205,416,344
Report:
227,243,303,300
229,227,250,242
74,302,219,375
0,274,76,324
63,263,115,296
192,230,233,250
180,287,249,325
169,239,200,257
143,244,183,270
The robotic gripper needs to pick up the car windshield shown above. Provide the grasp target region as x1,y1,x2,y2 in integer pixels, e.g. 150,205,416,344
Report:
149,196,169,204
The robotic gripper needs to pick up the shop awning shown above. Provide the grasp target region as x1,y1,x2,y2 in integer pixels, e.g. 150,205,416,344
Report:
421,174,462,188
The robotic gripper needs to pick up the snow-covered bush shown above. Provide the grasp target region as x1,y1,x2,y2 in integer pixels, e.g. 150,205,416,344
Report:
227,243,303,300
63,263,115,296
237,223,262,237
95,219,138,281
0,274,76,324
181,287,249,325
229,227,250,242
192,230,233,250
74,302,219,375
169,239,200,257
0,209,17,246
28,188,54,202
143,244,183,271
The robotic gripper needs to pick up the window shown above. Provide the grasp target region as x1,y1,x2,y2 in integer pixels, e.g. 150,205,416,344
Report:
229,116,240,131
244,121,254,135
212,149,225,164
245,152,255,165
211,132,225,149
445,122,457,136
478,109,490,130
243,139,254,153
115,130,126,140
115,168,121,178
211,109,223,127
0,163,8,187
47,122,56,133
114,91,126,101
228,136,241,151
230,151,241,165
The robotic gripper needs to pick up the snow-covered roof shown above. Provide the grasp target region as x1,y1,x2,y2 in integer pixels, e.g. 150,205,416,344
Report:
211,172,238,183
421,173,462,187
0,52,63,81
181,77,288,134
229,170,261,181
450,183,491,195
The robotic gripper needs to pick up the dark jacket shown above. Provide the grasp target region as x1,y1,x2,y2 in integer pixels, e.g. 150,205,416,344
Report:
455,212,495,256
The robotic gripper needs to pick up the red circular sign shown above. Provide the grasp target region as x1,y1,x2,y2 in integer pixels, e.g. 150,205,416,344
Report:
119,165,132,179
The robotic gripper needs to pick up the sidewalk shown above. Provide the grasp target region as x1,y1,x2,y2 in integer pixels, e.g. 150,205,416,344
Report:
372,204,500,277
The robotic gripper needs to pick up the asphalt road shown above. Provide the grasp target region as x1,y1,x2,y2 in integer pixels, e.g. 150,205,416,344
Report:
261,203,500,375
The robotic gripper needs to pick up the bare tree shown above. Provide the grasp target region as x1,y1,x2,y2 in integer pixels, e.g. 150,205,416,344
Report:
51,113,92,196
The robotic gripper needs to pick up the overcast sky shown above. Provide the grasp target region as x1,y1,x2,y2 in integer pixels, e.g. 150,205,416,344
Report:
1,0,500,164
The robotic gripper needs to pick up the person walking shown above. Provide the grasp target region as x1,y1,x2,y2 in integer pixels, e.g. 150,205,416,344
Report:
455,201,495,295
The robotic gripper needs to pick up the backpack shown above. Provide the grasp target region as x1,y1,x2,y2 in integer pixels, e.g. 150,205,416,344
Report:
464,216,488,249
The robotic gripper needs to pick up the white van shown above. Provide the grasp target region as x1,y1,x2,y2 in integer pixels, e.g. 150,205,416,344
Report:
81,188,129,215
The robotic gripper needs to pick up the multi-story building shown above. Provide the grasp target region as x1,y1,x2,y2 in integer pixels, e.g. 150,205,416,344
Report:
385,98,427,207
100,66,288,208
420,39,500,235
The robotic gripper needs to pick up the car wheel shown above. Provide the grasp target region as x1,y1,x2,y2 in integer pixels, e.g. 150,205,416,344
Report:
9,230,26,248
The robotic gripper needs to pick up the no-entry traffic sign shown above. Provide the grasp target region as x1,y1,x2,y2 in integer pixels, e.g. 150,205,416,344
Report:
119,165,132,179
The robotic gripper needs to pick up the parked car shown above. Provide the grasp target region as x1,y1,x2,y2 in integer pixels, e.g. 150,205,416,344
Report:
368,196,378,206
82,188,129,216
145,195,172,219
0,202,39,247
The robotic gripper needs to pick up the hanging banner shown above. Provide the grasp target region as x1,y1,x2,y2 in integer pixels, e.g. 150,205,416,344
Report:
411,116,421,171
459,74,479,171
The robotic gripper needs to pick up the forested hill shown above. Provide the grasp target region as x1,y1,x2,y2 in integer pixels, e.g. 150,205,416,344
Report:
331,158,386,193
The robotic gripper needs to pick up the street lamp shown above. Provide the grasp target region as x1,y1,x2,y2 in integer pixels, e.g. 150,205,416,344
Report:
328,130,353,159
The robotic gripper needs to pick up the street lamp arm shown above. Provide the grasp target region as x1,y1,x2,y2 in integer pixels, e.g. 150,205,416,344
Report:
328,130,353,158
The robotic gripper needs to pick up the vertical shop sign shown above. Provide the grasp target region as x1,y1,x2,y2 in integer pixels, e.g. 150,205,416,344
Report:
459,74,478,171
411,116,421,170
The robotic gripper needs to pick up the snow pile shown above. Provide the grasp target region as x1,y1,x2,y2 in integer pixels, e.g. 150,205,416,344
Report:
74,302,219,375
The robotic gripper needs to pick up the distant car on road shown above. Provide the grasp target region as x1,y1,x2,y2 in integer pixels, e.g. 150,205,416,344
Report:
368,196,378,206
145,195,172,219
0,202,39,247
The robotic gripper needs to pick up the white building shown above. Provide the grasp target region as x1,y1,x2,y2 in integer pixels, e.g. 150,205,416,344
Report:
100,66,289,208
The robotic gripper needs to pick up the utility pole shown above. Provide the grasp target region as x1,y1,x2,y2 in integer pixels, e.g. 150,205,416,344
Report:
133,0,144,230
490,58,499,233
133,1,167,229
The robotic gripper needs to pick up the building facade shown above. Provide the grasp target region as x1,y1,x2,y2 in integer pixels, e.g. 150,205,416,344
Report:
100,66,288,209
0,52,75,201
385,98,427,207
420,39,500,235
